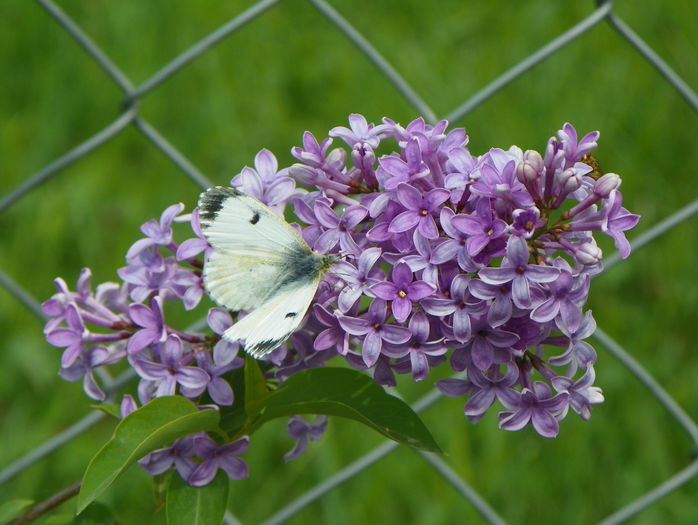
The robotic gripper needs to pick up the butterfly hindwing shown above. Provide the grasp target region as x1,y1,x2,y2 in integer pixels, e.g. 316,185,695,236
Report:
223,278,320,358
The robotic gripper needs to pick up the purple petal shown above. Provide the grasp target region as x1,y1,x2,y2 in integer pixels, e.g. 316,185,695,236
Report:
478,267,516,285
371,282,398,301
531,411,561,438
471,338,494,370
176,366,210,390
525,265,561,283
499,408,532,432
47,328,81,348
188,460,219,487
128,303,157,329
380,324,412,344
127,329,157,353
213,340,239,367
466,235,490,257
407,281,436,301
530,297,560,323
511,275,532,309
418,215,439,240
208,377,234,405
254,148,278,179
314,328,339,351
423,188,450,211
464,389,496,417
219,456,249,480
338,286,363,312
314,229,340,254
160,335,184,365
452,309,471,343
431,240,459,264
451,214,482,235
362,331,383,367
505,236,530,266
338,316,371,336
388,211,420,233
207,308,232,335
436,378,470,397
314,201,340,229
410,351,429,381
358,247,382,275
343,205,369,228
391,296,411,322
396,183,423,210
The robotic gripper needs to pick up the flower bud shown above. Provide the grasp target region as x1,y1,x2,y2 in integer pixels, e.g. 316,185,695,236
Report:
593,173,620,198
326,148,347,171
576,242,603,265
558,167,582,194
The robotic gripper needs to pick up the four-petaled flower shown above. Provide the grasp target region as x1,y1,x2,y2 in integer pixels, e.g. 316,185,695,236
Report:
130,334,210,398
371,262,436,322
389,183,450,239
498,382,570,438
188,434,249,487
339,300,412,367
478,236,560,309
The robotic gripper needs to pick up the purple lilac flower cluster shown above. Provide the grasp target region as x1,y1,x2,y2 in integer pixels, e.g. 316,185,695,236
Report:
44,115,639,486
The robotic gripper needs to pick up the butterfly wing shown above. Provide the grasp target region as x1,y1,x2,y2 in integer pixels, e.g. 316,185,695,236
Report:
223,277,321,358
198,186,326,357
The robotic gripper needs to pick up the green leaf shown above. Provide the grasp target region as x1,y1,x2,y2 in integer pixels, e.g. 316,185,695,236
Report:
244,355,269,408
0,498,33,523
166,471,229,525
251,367,442,453
218,359,269,438
77,396,220,514
219,369,247,436
70,502,115,524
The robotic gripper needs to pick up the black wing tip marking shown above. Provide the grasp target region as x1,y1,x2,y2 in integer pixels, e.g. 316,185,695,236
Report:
247,336,288,358
198,186,243,224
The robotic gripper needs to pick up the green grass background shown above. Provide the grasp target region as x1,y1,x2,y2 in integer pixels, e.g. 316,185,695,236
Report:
1,0,697,523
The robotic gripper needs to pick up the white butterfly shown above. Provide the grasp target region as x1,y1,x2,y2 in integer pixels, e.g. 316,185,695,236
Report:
198,187,338,358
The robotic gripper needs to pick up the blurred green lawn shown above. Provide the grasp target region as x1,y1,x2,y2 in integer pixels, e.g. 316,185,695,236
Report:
1,1,697,524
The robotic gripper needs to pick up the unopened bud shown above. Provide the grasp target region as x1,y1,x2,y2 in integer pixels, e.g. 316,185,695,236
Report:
576,242,603,265
593,173,620,198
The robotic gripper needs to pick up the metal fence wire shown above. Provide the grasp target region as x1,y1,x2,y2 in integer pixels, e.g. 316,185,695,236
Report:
2,1,698,524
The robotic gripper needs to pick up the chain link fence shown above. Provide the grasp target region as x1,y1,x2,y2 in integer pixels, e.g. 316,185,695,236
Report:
1,0,697,523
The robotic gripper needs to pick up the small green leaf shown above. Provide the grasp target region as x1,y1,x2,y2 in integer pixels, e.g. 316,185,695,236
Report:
244,355,269,408
251,367,442,453
0,498,33,522
219,369,247,436
77,396,220,514
166,470,229,525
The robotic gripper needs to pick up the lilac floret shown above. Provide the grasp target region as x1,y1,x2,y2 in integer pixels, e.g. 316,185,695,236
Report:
188,435,249,487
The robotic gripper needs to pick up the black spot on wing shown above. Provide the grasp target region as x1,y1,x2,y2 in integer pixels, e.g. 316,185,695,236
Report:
250,211,260,225
198,186,242,224
285,312,297,319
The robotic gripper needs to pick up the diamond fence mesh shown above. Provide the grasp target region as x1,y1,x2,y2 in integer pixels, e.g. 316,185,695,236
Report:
1,0,697,523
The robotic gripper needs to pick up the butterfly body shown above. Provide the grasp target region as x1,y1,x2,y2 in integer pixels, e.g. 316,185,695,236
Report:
198,186,336,358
